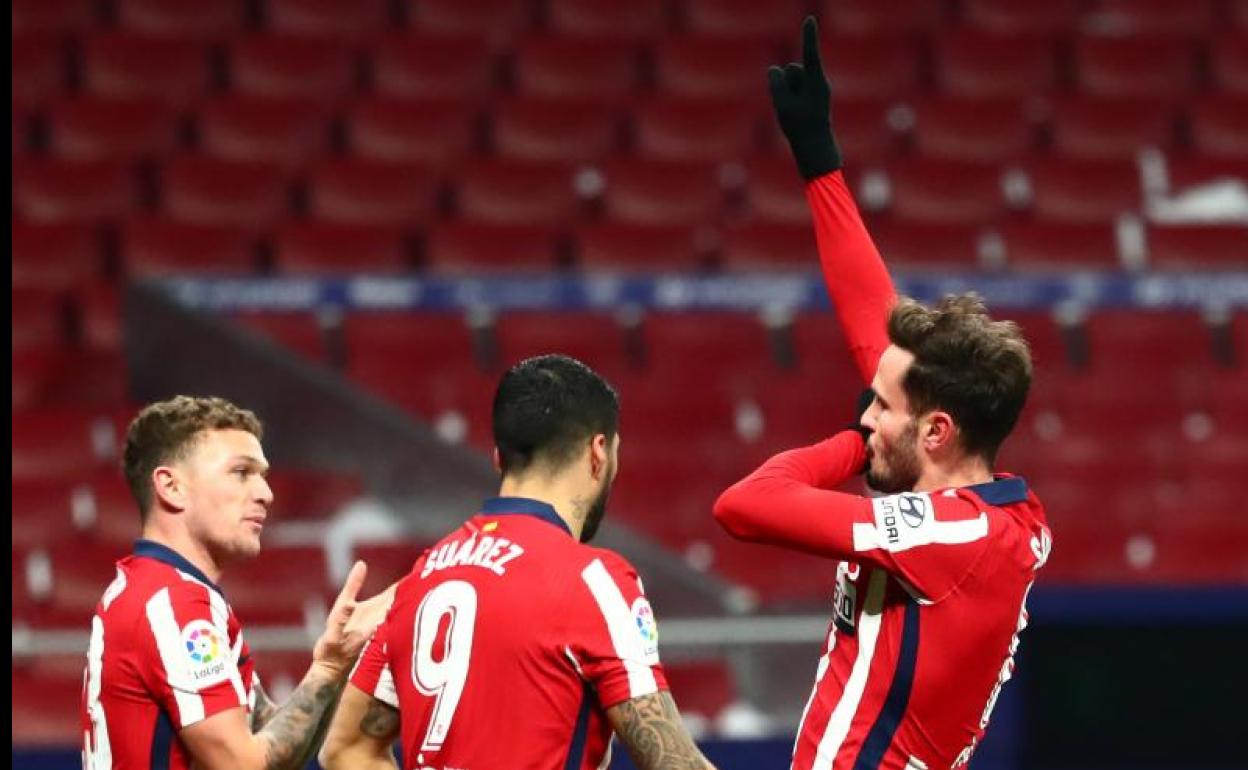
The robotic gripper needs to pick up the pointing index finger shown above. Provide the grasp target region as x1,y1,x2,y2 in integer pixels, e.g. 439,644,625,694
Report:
801,16,823,74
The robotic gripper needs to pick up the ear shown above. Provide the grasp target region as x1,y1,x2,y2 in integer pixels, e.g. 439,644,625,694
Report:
151,465,187,513
589,434,609,480
492,447,502,473
923,411,959,453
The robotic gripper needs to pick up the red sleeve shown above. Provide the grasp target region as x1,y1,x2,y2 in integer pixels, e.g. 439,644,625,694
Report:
142,580,248,729
348,605,398,708
568,551,668,710
713,433,990,601
805,171,896,383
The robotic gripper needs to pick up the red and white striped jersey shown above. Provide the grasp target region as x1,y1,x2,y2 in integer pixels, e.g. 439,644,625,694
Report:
80,540,257,770
350,497,669,770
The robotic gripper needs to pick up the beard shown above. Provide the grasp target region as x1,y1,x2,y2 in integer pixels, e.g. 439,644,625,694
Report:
580,458,616,543
865,419,922,494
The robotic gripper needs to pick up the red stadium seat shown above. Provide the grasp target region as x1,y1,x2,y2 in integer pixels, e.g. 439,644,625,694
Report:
997,222,1122,270
743,157,814,225
265,468,367,521
641,312,774,382
962,0,1080,34
513,36,642,100
13,106,33,157
663,661,737,719
633,98,762,162
12,349,128,410
819,0,945,33
1026,158,1142,223
1084,0,1216,36
1084,309,1218,378
574,224,707,271
1210,34,1248,94
492,98,622,163
352,542,427,597
789,312,861,385
546,0,667,39
761,98,898,165
264,0,390,40
197,95,333,170
47,97,179,163
406,0,531,49
425,223,562,271
116,0,245,39
11,474,137,549
122,216,260,276
654,36,779,99
12,35,67,110
13,288,71,354
1189,96,1248,159
221,545,331,625
370,32,496,99
720,223,816,269
82,32,212,107
886,160,1007,225
13,159,138,225
992,309,1069,373
911,98,1035,162
274,221,410,274
229,311,330,361
12,408,123,482
79,284,123,353
1146,225,1248,270
822,34,922,100
600,161,723,226
12,0,98,35
228,33,357,101
453,161,580,226
934,29,1060,98
346,97,479,165
867,222,986,269
12,665,85,745
1049,97,1177,160
308,159,441,227
12,221,103,292
684,0,805,38
1074,35,1197,98
493,311,631,376
160,156,290,230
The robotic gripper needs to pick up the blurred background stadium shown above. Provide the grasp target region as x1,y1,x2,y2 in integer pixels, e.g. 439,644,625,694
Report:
11,0,1248,767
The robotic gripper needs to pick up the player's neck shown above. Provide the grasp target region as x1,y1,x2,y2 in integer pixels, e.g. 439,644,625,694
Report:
914,455,994,493
496,476,585,541
140,523,226,582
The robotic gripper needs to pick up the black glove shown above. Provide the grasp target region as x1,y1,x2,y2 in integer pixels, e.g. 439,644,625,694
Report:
768,16,842,179
848,387,874,443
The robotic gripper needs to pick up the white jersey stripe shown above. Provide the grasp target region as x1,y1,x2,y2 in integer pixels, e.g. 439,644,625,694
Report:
205,585,247,708
145,588,206,726
812,570,888,770
374,664,399,708
581,558,658,698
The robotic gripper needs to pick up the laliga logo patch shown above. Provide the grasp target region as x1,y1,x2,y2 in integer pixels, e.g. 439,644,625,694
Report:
181,620,229,684
631,598,659,660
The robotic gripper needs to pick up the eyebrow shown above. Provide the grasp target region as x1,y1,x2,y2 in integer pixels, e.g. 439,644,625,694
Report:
231,456,270,473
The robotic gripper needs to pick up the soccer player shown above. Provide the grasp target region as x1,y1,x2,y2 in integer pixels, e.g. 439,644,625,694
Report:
318,355,715,770
80,395,392,770
712,19,1054,770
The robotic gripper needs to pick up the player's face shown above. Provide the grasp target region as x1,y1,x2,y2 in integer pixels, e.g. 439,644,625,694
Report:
179,429,273,563
580,433,619,544
863,346,923,494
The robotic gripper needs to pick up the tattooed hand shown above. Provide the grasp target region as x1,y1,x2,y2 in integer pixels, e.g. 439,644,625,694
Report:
607,690,717,770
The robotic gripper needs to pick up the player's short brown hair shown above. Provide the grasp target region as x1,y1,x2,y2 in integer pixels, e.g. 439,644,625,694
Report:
123,396,263,518
888,294,1032,463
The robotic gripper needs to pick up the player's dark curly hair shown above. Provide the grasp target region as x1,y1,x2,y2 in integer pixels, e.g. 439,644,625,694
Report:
888,294,1032,463
493,354,619,476
123,395,263,519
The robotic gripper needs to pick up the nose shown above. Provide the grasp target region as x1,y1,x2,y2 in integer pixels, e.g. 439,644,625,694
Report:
860,399,880,433
255,475,274,507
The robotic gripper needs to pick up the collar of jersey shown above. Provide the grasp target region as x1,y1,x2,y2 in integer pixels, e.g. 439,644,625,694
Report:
480,496,573,537
133,539,227,597
965,476,1028,505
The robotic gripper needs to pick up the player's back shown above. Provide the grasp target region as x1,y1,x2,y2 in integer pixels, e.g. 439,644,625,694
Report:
355,497,666,770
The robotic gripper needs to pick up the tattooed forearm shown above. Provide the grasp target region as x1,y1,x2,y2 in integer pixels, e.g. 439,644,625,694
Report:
607,691,715,770
250,680,278,732
359,698,400,739
258,672,347,770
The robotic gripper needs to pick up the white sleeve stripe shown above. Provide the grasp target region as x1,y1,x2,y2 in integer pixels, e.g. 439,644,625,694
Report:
145,588,205,726
581,558,657,699
374,664,399,708
205,587,247,708
855,493,989,553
